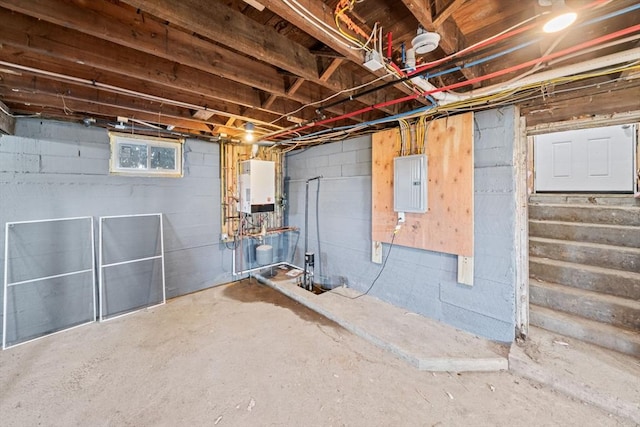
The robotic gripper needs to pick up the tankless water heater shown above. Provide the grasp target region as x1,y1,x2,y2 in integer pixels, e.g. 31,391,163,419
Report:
239,159,275,213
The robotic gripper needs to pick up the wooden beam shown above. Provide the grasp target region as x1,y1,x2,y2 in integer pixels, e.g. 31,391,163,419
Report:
0,75,220,131
402,0,458,52
122,0,318,79
0,99,16,134
286,79,305,96
261,94,278,110
432,0,467,28
0,0,300,105
121,0,399,113
0,46,298,126
400,0,476,81
0,1,373,123
2,91,215,133
320,59,344,82
0,10,262,107
192,110,216,120
258,0,416,105
514,111,529,337
520,79,640,127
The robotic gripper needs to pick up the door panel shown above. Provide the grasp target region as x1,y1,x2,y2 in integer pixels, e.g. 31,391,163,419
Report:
535,124,635,192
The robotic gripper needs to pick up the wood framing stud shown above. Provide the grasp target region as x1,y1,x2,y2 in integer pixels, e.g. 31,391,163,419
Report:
515,112,529,337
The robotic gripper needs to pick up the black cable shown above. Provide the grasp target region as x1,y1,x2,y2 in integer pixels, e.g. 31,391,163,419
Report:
329,229,398,300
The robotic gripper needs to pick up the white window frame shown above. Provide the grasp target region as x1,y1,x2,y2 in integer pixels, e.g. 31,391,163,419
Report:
109,132,184,177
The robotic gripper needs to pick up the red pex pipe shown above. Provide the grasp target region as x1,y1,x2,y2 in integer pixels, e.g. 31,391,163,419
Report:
387,31,393,60
269,24,640,141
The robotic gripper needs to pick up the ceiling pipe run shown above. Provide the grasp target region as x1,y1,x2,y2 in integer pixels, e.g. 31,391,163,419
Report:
267,24,640,141
405,48,462,103
439,46,640,106
317,0,638,113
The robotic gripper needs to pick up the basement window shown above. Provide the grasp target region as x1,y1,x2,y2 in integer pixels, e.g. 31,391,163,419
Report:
109,132,183,177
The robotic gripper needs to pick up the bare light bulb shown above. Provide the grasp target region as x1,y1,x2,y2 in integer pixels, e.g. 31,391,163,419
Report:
543,11,577,33
244,121,255,142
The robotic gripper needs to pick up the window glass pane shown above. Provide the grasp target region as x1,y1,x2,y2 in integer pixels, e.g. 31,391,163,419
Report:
110,133,182,177
118,143,148,169
150,146,176,170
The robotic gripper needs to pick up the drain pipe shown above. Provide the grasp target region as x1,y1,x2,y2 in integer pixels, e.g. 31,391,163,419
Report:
303,176,322,290
405,48,462,103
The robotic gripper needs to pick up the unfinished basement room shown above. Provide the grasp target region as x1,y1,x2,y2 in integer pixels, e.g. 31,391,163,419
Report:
0,0,639,425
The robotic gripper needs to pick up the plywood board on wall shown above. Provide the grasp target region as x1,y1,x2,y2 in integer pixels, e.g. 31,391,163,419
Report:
372,112,474,256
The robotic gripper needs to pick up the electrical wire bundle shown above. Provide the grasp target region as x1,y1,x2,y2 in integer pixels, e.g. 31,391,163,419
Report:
268,0,640,147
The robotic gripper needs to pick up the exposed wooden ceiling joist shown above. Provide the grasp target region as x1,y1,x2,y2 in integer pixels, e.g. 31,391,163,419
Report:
0,0,366,123
1,90,218,133
0,47,285,128
0,73,236,131
121,0,402,115
400,0,476,81
432,0,468,28
0,0,636,141
258,0,422,100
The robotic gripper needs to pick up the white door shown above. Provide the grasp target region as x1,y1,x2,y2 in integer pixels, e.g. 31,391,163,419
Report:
534,124,635,192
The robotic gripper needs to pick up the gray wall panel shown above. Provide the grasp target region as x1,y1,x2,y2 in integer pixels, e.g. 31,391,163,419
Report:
0,119,232,340
285,109,518,342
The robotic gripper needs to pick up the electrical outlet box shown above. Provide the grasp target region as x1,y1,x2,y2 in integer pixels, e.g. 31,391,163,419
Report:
363,50,384,72
394,154,428,213
239,159,275,213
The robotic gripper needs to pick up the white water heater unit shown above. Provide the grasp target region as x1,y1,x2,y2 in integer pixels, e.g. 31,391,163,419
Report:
239,159,275,213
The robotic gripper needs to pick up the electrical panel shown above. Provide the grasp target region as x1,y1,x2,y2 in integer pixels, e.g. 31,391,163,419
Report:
394,154,428,213
239,159,275,213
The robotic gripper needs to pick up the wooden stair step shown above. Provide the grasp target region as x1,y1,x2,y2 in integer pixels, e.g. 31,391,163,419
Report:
529,203,639,226
529,194,640,207
529,237,640,273
530,279,640,330
529,219,640,248
529,304,640,358
529,256,640,300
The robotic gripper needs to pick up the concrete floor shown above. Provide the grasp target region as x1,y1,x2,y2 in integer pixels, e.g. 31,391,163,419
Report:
0,279,634,426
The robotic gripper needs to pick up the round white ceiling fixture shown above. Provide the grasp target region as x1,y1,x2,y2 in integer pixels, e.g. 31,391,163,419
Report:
412,28,441,55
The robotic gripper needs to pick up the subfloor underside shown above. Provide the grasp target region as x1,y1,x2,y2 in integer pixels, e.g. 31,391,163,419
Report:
0,279,635,426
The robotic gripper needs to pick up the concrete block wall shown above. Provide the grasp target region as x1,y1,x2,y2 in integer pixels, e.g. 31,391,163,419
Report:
0,119,234,341
286,107,518,342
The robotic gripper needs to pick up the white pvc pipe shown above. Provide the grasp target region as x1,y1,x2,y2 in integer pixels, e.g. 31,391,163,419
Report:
405,48,462,103
440,47,640,106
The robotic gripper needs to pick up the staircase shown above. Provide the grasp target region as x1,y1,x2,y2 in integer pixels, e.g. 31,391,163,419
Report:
528,194,640,357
